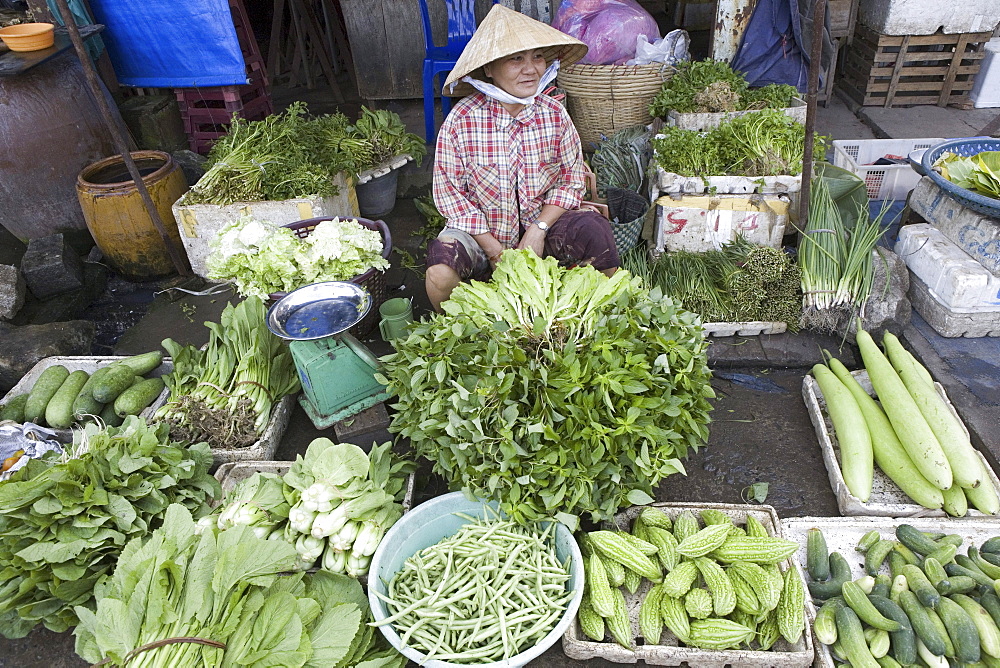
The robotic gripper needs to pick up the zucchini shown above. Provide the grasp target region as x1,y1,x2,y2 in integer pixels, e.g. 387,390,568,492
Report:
951,593,1000,659
813,363,873,502
119,350,164,376
903,564,941,608
899,590,948,657
807,528,831,582
942,482,970,517
91,363,139,404
897,524,943,556
23,364,70,424
830,358,945,510
857,328,952,490
0,393,28,422
72,365,112,419
113,377,164,417
936,594,982,663
883,331,982,489
44,370,89,429
868,593,917,666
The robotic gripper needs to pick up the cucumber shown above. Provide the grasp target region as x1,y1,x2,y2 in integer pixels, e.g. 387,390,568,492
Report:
119,350,164,376
99,402,125,428
983,537,1000,555
810,552,853,600
898,589,948,657
113,377,164,418
904,564,941,608
935,577,977,596
897,524,943,556
44,370,90,429
0,393,28,422
925,605,957,658
951,593,1000,659
23,365,70,424
866,539,896,576
926,543,959,566
936,595,982,663
808,528,831,582
945,562,995,589
868,594,917,666
924,557,950,586
91,364,139,404
842,580,901,631
836,605,881,668
872,574,892,599
979,591,1000,629
970,547,1000,580
72,365,112,419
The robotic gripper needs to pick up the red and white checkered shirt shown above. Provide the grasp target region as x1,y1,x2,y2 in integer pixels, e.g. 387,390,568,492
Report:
432,93,586,249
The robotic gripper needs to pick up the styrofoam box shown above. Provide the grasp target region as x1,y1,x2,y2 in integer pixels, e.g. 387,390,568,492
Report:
653,194,790,253
895,223,1000,310
802,368,1000,517
971,38,1000,109
782,516,1000,668
654,168,802,197
908,176,1000,278
858,0,1000,35
703,321,788,337
1,356,171,443
832,138,943,200
562,502,815,667
910,272,1000,337
213,461,416,512
666,98,806,131
171,172,358,278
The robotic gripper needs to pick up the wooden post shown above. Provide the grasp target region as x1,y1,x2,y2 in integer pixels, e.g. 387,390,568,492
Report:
798,0,828,228
51,0,191,277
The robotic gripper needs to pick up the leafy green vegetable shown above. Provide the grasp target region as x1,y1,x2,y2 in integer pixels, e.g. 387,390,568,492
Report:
0,418,219,638
591,125,651,196
379,250,715,529
649,59,798,117
206,215,390,299
935,150,1000,199
73,504,405,668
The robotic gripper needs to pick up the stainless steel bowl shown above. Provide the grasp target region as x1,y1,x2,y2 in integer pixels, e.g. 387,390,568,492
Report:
266,281,371,341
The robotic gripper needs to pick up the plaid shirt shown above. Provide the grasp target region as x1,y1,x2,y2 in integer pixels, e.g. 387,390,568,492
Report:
433,93,586,249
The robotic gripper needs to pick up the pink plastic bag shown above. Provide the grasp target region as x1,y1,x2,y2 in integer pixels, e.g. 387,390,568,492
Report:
552,0,661,66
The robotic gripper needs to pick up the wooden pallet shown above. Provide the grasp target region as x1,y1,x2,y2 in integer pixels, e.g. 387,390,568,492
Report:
839,24,991,107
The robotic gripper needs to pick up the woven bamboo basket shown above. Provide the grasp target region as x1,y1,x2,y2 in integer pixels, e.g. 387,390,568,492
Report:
557,62,673,148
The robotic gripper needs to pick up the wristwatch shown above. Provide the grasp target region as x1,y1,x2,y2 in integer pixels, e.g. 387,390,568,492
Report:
532,220,550,231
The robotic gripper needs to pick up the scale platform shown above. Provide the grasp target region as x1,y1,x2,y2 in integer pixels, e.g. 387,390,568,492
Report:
267,282,390,429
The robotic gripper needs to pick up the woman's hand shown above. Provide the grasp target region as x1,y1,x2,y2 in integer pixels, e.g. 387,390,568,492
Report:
516,224,546,257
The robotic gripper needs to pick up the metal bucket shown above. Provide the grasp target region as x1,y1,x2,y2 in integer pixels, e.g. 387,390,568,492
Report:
76,150,189,280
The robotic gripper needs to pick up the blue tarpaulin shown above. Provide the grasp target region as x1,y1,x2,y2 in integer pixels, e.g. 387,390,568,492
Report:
86,0,247,87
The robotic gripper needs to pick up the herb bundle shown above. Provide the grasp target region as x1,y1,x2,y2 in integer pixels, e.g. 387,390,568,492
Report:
0,418,219,638
591,125,650,197
649,59,799,117
379,250,714,529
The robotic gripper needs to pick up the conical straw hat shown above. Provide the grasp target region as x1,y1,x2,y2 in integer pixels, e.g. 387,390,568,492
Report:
442,4,587,98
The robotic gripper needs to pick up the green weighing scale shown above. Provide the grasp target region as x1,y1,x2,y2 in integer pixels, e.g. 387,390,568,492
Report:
266,282,390,429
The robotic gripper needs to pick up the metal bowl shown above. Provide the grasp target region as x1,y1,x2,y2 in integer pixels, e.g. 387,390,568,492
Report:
266,281,371,341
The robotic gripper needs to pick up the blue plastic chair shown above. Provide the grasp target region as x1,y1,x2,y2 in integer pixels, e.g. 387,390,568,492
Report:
418,0,498,143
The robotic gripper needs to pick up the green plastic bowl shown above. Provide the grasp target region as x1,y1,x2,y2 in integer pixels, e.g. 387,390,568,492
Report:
367,492,584,667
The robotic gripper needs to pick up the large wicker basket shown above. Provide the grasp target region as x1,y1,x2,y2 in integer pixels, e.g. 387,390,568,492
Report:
268,216,392,338
557,62,673,149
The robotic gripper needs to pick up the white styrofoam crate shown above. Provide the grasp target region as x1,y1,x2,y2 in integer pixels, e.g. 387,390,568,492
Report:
562,502,815,667
654,170,802,197
1,356,171,442
971,38,1000,108
172,172,358,278
703,321,788,337
895,223,1000,310
653,194,790,253
665,98,806,131
908,176,1000,278
214,460,416,511
782,516,1000,668
858,0,1000,35
832,138,943,200
910,272,1000,337
803,368,1000,517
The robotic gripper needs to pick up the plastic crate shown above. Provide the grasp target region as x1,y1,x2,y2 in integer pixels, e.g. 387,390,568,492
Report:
832,138,943,200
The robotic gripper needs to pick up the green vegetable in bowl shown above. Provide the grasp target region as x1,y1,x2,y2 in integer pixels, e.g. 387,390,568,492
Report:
934,150,1000,199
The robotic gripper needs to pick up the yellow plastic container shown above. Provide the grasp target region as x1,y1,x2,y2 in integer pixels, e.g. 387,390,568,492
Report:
76,151,189,279
0,23,54,52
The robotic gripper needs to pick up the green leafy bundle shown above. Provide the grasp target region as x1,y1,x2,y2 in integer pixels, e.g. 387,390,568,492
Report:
653,110,826,177
379,250,714,529
648,59,798,117
935,150,1000,199
351,107,427,172
591,125,651,196
622,238,803,328
73,504,405,668
0,418,220,639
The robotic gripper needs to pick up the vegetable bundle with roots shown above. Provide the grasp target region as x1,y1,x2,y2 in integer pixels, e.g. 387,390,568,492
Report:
379,250,715,529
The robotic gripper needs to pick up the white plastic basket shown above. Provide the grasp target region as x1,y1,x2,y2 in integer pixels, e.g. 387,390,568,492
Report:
831,138,943,200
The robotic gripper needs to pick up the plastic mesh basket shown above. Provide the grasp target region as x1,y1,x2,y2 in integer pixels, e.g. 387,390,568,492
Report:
832,138,943,200
922,138,1000,218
